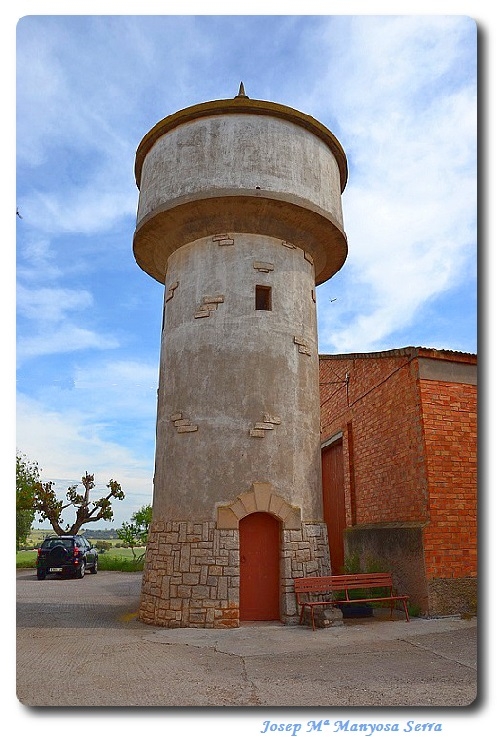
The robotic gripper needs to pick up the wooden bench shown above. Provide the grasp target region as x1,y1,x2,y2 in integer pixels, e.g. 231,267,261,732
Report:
294,573,410,631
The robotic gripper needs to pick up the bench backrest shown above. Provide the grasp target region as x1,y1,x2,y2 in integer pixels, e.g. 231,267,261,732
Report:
294,573,394,595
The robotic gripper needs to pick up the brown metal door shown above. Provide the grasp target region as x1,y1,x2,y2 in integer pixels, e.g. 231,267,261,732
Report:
239,512,280,621
322,439,346,572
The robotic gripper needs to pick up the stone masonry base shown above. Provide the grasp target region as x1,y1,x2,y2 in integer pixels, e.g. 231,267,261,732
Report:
138,519,331,628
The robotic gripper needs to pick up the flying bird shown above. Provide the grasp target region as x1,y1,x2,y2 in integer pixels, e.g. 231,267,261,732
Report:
16,208,23,219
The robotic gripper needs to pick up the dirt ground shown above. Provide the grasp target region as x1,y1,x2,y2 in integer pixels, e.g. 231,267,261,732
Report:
15,568,479,711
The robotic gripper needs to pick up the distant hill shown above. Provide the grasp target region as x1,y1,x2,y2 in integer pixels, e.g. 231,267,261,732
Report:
82,529,118,539
31,528,119,540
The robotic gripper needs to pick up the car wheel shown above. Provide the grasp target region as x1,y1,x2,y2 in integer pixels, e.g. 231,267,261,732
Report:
76,560,85,578
90,558,98,574
37,568,46,580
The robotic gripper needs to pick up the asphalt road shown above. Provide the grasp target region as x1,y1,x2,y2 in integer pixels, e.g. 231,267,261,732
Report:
16,569,478,708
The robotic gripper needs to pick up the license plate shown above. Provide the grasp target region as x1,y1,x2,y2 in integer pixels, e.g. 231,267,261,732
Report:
49,567,63,572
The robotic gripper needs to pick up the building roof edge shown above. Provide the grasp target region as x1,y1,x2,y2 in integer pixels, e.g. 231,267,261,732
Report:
319,346,477,363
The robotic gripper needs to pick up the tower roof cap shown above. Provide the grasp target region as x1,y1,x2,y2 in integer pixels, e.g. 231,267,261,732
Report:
235,81,249,98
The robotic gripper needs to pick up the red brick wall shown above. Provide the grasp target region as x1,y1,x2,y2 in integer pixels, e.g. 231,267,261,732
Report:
420,379,477,580
320,353,428,527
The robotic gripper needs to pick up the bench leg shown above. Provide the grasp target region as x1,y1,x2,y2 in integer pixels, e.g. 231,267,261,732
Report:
299,605,315,630
390,598,410,621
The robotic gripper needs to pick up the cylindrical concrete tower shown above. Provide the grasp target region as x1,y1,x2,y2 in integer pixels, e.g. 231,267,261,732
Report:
134,86,348,628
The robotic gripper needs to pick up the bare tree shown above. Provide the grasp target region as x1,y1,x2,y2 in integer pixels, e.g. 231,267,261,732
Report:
34,472,125,535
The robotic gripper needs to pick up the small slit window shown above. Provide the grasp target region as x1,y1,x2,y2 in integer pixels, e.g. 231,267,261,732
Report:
255,285,272,311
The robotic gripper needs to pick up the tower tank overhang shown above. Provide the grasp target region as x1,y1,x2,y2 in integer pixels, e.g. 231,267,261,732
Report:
133,96,348,286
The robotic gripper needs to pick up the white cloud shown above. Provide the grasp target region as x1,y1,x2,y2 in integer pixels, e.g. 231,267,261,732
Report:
16,18,141,240
71,360,159,421
17,357,158,465
17,17,140,167
16,283,120,361
16,393,154,528
17,324,120,362
20,187,137,236
16,24,71,167
17,284,94,322
75,358,157,385
16,235,62,281
313,15,476,353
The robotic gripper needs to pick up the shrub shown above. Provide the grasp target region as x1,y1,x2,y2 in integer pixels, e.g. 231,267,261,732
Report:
95,540,112,553
340,553,391,602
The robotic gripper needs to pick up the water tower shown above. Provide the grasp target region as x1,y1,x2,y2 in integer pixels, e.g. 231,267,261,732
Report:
133,85,348,627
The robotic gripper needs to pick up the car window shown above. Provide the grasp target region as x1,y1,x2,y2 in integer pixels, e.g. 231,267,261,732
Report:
41,538,73,550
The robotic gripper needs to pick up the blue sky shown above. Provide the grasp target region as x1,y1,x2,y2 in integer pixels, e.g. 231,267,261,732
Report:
14,12,478,530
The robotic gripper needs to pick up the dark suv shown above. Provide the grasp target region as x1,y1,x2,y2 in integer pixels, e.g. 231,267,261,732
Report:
36,535,98,580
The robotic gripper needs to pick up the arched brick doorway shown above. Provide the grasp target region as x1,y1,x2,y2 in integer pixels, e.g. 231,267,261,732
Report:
239,512,280,621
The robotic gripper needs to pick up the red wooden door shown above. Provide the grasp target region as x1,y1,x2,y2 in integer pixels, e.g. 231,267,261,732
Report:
239,512,280,621
322,439,346,572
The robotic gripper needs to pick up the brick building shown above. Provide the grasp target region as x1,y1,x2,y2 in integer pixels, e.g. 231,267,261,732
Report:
319,347,477,616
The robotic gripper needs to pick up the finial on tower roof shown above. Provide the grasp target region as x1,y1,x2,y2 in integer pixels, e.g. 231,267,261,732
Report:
235,81,249,99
